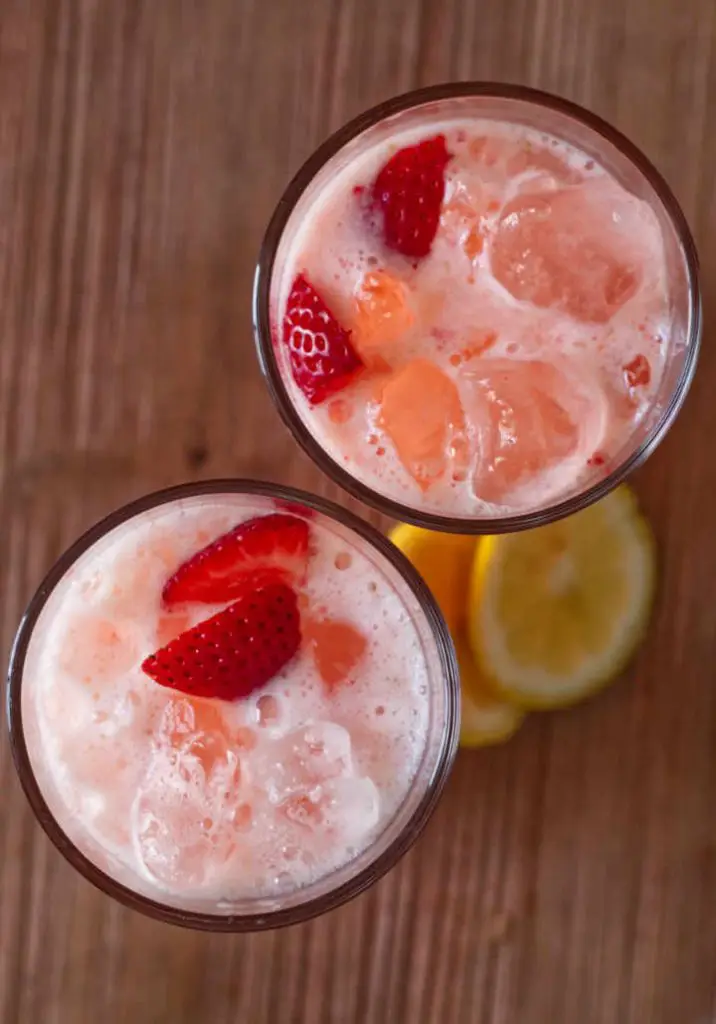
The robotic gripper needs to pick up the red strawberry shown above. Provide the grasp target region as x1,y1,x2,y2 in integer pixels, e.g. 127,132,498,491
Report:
142,581,301,701
283,274,363,405
370,134,451,259
162,513,310,606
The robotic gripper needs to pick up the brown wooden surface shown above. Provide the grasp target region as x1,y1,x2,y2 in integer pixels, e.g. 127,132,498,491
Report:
1,1,715,1021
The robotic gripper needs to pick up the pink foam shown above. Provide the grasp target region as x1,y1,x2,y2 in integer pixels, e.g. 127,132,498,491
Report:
22,496,430,902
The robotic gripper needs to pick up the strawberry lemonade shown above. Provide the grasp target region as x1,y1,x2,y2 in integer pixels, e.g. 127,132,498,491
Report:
8,483,458,926
255,86,699,527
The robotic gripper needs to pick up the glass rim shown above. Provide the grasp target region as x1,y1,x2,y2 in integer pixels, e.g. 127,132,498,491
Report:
252,81,702,535
6,478,460,932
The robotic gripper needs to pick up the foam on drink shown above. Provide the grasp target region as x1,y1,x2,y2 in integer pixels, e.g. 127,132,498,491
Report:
271,118,674,516
21,495,431,904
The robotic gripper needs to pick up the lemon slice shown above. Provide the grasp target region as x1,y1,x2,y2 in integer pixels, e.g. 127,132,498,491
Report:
389,523,524,747
455,635,525,747
389,524,476,632
469,485,655,709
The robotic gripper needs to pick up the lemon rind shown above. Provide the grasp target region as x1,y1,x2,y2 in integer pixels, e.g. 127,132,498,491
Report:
460,691,525,747
469,487,656,710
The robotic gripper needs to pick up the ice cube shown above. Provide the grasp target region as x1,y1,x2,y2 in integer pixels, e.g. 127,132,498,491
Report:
465,359,608,503
254,722,354,805
278,791,325,830
351,270,415,368
490,181,647,323
379,359,467,490
132,741,242,890
463,134,582,192
155,696,236,775
277,775,380,845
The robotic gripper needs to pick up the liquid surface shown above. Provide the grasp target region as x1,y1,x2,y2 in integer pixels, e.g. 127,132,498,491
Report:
273,118,674,516
21,496,431,905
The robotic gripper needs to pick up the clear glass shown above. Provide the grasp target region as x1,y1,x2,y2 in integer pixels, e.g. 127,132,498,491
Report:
253,83,701,534
6,480,459,932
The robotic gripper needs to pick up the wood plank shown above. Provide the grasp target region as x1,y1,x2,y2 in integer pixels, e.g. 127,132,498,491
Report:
1,1,715,1021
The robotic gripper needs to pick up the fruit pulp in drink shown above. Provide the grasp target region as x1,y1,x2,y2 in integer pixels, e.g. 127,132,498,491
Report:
20,494,431,905
272,116,675,516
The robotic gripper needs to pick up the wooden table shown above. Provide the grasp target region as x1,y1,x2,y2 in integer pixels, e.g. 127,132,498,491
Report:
1,1,715,1021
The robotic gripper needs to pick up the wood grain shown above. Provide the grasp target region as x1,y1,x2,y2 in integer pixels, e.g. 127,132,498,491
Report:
1,1,715,1021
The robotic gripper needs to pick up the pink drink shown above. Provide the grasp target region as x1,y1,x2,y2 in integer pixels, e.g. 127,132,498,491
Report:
9,486,457,924
257,88,699,527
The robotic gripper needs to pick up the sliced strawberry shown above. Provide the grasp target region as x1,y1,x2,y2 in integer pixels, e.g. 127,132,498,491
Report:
162,513,310,606
283,274,363,405
370,134,451,259
142,581,301,701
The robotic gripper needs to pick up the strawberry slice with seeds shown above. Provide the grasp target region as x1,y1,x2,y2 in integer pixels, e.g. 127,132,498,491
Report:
142,581,301,701
370,134,451,259
283,274,363,405
162,513,310,606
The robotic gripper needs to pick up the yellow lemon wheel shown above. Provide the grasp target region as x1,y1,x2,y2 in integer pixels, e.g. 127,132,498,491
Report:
455,634,525,748
389,522,524,747
389,523,476,633
469,485,656,710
